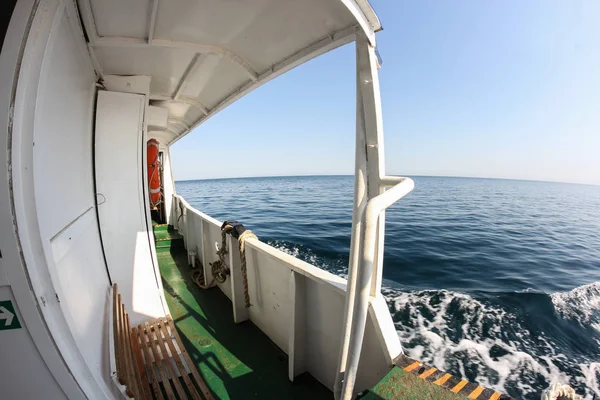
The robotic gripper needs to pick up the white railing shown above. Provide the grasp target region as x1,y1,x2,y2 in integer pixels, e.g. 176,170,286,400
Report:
171,194,396,393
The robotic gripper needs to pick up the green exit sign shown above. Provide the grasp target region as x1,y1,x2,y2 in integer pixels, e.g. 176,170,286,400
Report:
0,300,21,330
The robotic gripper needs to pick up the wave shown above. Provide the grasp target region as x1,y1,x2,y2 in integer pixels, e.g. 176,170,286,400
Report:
383,285,600,400
551,282,600,334
265,239,348,275
267,238,600,399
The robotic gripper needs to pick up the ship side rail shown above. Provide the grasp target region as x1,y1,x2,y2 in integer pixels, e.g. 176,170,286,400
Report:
171,194,397,393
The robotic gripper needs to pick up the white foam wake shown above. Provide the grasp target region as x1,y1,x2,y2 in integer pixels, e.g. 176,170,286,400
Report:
551,282,600,334
384,286,600,400
266,240,347,275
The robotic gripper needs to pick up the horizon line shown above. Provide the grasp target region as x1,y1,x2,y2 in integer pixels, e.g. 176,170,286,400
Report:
174,174,600,187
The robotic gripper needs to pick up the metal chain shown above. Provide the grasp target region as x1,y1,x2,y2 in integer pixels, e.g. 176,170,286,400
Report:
210,224,233,284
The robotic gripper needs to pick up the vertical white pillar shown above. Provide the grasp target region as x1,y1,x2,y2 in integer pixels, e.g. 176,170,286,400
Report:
334,35,368,400
229,236,249,323
288,270,307,381
334,31,387,399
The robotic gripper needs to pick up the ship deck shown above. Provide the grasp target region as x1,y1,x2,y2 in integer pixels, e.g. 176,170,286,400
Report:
154,223,502,400
154,224,331,399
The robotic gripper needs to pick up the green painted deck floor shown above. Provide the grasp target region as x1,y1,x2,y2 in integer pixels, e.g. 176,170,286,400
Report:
359,367,468,400
154,225,331,399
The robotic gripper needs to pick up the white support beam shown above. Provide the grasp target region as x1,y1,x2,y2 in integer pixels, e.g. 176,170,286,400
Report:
337,31,381,400
148,0,159,43
334,40,368,398
87,43,104,80
167,25,358,145
176,97,208,115
335,31,413,400
78,0,99,43
167,118,190,131
339,0,377,45
92,36,259,82
164,126,183,141
288,270,307,381
149,94,209,115
173,54,205,101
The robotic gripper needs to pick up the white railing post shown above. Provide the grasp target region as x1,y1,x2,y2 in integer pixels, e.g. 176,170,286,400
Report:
333,33,370,399
335,32,414,400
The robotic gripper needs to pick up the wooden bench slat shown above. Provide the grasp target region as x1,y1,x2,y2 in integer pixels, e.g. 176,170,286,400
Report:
124,311,146,399
123,307,142,398
138,322,165,400
165,316,214,400
157,318,202,400
112,284,213,400
117,296,133,396
144,321,177,400
130,327,152,400
113,284,124,385
150,320,188,400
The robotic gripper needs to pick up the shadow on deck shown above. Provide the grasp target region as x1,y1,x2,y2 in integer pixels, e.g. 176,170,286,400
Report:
154,225,332,399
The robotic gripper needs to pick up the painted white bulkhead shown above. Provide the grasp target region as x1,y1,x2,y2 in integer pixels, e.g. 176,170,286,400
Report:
0,0,402,398
95,90,167,325
3,0,120,397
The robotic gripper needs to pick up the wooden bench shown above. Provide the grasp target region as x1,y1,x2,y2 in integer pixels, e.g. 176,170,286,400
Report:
111,284,213,400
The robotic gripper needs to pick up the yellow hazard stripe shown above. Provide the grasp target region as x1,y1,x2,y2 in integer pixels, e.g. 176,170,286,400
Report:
489,393,502,400
433,373,452,386
468,386,485,398
419,367,437,379
404,361,421,372
451,379,468,393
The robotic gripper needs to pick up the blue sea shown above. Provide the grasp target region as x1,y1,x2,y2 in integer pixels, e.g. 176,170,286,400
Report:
176,175,600,399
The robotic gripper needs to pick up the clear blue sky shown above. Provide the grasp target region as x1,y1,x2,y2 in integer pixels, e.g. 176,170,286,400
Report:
171,1,600,185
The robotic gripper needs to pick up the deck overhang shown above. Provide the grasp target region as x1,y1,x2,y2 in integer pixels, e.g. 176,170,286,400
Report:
76,0,381,145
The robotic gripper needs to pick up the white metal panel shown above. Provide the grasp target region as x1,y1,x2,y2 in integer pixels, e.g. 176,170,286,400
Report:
245,245,293,351
0,287,67,399
89,0,150,38
304,277,345,388
27,3,116,397
191,55,252,109
95,90,165,325
148,105,169,130
103,74,151,96
304,277,388,393
33,12,97,242
93,46,195,94
49,209,113,392
288,271,307,380
152,0,355,72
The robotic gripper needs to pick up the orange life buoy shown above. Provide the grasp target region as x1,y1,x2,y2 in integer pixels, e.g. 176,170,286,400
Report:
147,139,161,208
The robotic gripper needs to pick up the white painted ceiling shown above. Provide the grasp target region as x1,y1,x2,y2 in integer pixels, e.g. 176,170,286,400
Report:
77,0,380,145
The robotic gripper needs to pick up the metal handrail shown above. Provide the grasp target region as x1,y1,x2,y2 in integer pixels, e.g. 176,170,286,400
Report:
339,176,414,400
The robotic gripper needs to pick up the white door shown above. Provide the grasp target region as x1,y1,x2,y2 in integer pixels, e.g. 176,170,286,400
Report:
95,91,165,325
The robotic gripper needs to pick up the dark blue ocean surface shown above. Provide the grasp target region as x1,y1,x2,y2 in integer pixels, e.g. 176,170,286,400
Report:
176,176,600,399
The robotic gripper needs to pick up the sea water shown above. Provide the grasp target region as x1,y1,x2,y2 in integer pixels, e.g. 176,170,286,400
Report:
176,175,600,399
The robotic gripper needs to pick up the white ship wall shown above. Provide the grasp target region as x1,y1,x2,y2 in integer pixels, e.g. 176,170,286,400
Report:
2,0,121,397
